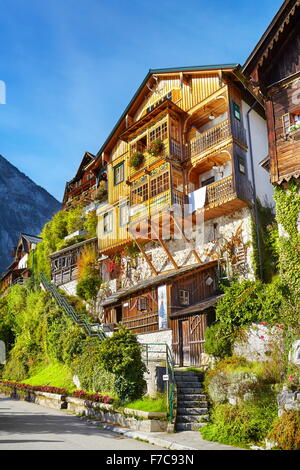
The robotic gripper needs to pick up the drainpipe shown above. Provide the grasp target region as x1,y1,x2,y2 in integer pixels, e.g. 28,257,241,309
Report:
246,100,263,280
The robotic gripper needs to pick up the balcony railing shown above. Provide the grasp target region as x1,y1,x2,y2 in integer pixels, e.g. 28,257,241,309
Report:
206,176,235,205
129,188,187,224
188,176,235,213
189,120,231,159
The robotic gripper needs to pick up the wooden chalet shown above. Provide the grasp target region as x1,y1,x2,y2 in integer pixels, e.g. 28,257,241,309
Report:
0,233,42,290
92,64,271,366
62,151,108,209
49,236,97,286
101,262,221,366
242,0,300,185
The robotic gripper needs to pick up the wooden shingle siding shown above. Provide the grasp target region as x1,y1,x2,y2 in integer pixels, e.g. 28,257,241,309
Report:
270,78,300,182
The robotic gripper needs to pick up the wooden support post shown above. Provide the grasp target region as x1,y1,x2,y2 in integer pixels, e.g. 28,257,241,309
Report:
132,236,158,276
170,212,203,265
151,220,179,270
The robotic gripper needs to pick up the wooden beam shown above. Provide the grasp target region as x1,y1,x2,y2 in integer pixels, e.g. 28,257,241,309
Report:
151,221,179,270
170,212,203,264
131,236,158,276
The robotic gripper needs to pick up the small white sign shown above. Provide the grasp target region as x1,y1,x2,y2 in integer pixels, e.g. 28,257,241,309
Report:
0,341,6,364
163,374,169,381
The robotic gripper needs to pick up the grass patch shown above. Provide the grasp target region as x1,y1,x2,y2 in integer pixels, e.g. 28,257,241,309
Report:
22,362,76,391
125,394,167,413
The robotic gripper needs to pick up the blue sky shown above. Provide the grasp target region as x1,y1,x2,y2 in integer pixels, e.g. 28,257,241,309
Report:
0,0,282,202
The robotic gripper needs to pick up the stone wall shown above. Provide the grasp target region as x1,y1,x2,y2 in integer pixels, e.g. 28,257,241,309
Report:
98,206,255,304
277,387,300,417
59,280,78,296
234,323,284,362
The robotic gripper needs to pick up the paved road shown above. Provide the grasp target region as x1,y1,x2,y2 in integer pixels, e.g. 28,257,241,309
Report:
0,395,164,450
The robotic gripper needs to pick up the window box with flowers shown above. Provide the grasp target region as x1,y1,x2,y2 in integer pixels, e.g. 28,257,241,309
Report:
288,121,300,141
147,139,164,157
130,152,144,169
94,181,108,203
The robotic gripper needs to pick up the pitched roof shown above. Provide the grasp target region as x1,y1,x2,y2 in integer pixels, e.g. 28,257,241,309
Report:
100,261,217,307
95,64,239,159
20,233,42,245
242,0,300,76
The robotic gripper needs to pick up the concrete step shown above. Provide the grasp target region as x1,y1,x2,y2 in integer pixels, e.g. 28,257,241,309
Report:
174,375,204,382
177,394,206,401
176,422,207,431
177,400,208,408
177,407,209,415
177,387,204,394
174,372,204,380
176,414,209,423
176,382,203,389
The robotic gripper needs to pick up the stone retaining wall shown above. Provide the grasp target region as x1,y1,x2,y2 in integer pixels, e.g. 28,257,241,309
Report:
277,387,300,417
0,386,170,433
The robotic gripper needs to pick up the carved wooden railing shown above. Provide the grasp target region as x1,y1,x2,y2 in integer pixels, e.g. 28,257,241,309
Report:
206,176,235,205
189,120,231,158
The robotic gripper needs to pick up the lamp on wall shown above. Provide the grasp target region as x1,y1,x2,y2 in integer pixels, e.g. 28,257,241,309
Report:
209,113,215,120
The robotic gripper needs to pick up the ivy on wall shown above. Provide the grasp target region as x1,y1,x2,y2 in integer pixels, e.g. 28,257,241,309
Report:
274,179,300,294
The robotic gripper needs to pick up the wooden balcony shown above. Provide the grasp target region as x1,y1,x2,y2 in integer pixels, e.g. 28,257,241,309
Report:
188,119,247,163
189,120,231,160
206,175,235,206
189,175,248,220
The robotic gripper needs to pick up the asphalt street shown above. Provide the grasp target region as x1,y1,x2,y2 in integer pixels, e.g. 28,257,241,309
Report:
0,394,164,451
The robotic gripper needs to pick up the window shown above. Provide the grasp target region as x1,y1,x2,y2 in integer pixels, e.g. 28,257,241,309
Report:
119,203,129,226
238,156,246,174
103,211,113,233
131,183,149,204
150,172,169,198
114,162,124,185
149,122,168,143
179,289,190,306
137,297,148,311
201,176,215,187
233,102,241,121
282,113,291,134
282,112,300,134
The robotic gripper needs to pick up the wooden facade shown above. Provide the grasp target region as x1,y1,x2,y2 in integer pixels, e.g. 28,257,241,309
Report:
0,233,42,291
63,152,108,209
92,64,268,365
102,263,219,366
97,65,256,260
49,237,98,286
242,0,300,185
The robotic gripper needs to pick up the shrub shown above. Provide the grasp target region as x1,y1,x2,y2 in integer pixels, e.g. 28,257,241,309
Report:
71,338,115,395
268,411,300,450
204,322,232,358
201,397,277,447
98,327,147,402
76,275,101,301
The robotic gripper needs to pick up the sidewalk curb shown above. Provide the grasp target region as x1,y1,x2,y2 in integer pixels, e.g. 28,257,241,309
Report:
82,418,198,450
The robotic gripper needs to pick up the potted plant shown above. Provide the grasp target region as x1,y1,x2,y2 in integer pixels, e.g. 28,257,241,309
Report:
147,139,163,157
94,180,108,203
288,121,300,140
130,151,144,169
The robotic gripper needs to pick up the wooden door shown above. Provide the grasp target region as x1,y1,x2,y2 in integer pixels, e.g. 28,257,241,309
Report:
180,319,191,367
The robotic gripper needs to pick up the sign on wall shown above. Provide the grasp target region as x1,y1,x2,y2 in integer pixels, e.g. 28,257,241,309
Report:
158,284,168,330
0,341,6,364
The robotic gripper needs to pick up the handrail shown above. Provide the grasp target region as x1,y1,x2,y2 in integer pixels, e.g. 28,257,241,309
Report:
39,272,106,342
189,119,230,158
141,342,176,424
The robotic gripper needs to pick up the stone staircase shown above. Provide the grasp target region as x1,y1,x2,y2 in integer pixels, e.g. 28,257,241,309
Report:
174,369,209,431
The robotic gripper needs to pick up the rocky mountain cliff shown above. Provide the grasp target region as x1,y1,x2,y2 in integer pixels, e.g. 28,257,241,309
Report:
0,154,61,274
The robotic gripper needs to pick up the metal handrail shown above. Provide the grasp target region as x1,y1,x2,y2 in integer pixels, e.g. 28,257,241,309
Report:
39,272,106,342
141,342,176,424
